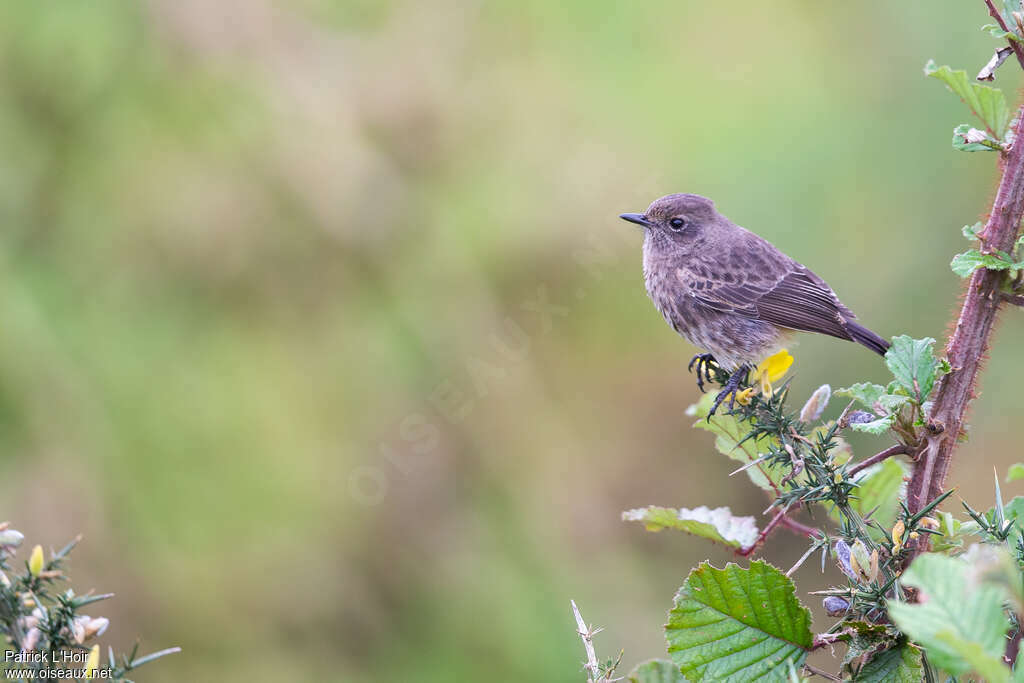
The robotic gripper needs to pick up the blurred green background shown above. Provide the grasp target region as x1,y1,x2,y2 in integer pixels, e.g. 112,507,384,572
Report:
2,1,1023,681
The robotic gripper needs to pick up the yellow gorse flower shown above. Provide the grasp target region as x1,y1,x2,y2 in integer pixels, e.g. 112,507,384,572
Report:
755,349,794,395
28,545,43,577
84,644,100,679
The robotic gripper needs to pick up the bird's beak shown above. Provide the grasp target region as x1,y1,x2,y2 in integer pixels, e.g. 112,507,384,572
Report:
619,213,652,228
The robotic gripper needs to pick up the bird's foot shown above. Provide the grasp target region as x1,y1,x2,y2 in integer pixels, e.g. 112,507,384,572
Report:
709,365,751,417
688,353,719,393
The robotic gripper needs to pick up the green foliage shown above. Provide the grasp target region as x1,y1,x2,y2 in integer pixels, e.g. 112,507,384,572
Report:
689,393,788,492
836,380,912,434
621,506,759,550
846,413,896,434
851,643,925,679
853,643,925,682
982,23,1023,42
951,247,1022,277
849,459,908,530
887,553,1011,678
0,525,178,680
627,659,686,683
885,335,944,403
665,561,812,682
924,60,1011,138
1008,463,1024,482
951,123,1004,151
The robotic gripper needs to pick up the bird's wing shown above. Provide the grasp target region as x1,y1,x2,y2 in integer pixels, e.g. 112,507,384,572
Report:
677,237,856,340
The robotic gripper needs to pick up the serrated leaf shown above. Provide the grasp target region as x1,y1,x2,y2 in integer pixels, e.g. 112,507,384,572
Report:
887,553,1010,676
885,336,940,402
963,222,983,240
622,505,759,550
854,643,925,683
952,123,1003,151
848,414,895,435
689,393,787,492
1007,464,1024,482
836,383,888,410
924,60,1011,137
628,659,686,683
666,561,812,682
951,248,1017,277
983,23,1024,44
840,622,902,668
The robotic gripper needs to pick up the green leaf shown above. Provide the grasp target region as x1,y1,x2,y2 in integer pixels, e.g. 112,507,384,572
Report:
1006,496,1024,524
850,459,909,529
936,632,1009,683
836,385,910,431
848,414,895,435
689,393,787,492
885,336,940,402
854,642,925,683
628,659,687,683
924,60,1011,137
622,505,759,550
887,553,1010,677
840,622,902,668
836,383,888,410
951,123,1003,151
666,561,812,682
983,23,1024,43
963,222,983,239
1008,464,1024,482
951,248,1017,277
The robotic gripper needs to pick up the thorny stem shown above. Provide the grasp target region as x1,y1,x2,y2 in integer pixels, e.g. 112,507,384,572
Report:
1002,292,1024,306
737,509,822,558
737,507,791,558
804,664,842,681
779,515,822,539
984,0,1024,70
847,444,910,478
570,600,617,683
906,100,1024,520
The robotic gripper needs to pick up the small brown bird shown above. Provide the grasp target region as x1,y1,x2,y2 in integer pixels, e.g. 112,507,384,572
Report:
621,193,888,414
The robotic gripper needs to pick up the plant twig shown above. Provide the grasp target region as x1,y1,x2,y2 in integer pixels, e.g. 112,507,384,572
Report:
1002,292,1024,306
804,663,842,681
907,100,1024,517
571,600,619,683
779,515,822,539
983,0,1024,70
738,507,819,557
848,444,910,477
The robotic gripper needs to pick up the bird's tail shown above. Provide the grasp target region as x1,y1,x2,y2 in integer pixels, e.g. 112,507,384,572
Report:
846,321,890,356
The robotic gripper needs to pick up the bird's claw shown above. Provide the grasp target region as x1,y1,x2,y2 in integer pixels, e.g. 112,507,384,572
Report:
708,365,750,418
688,353,717,393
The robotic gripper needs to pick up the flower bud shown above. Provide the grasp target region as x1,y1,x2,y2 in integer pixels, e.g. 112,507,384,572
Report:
918,516,940,530
822,596,850,616
800,385,831,422
0,529,24,548
28,545,44,577
892,520,906,553
74,615,109,641
834,540,857,581
69,618,85,644
22,627,40,652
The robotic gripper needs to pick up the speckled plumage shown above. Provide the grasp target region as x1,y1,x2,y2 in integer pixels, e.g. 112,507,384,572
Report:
624,193,888,370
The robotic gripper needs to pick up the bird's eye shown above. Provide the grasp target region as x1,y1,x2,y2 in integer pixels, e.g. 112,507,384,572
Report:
669,217,686,231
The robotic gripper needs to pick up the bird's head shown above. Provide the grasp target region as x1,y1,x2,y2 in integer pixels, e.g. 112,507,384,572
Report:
619,194,718,244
